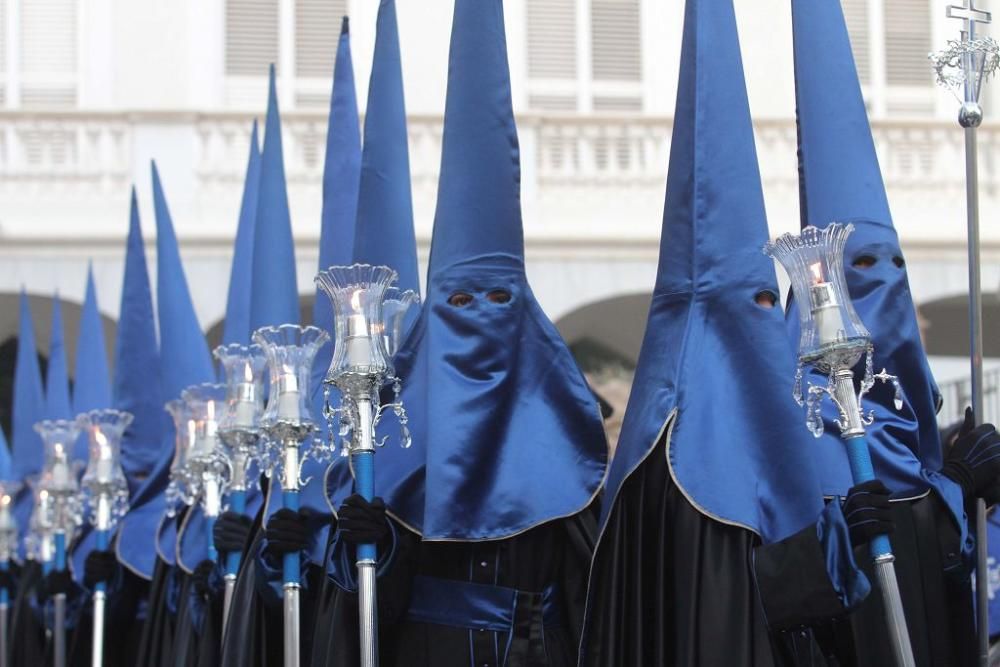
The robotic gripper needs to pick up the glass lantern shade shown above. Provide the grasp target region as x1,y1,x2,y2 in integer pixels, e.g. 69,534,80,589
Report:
27,486,54,560
76,409,133,528
382,288,420,358
33,419,81,498
253,324,329,433
180,383,227,464
0,488,18,561
214,343,268,437
764,223,871,371
315,264,398,388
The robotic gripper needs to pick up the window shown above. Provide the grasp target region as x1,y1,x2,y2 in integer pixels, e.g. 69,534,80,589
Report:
526,0,642,112
842,0,934,117
225,0,347,109
19,0,78,109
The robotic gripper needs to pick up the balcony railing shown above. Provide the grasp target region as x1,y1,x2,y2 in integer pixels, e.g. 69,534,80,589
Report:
0,110,993,238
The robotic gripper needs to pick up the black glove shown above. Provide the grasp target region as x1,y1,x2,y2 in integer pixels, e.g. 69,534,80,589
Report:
191,559,217,599
83,549,118,588
843,480,894,548
337,494,389,546
214,511,253,553
264,508,311,557
942,407,1000,500
40,569,72,599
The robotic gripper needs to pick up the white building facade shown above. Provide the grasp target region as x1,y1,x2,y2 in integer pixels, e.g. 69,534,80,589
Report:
0,0,996,424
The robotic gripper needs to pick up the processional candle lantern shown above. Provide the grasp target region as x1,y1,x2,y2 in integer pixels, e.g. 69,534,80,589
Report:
765,223,913,667
214,343,267,628
164,398,196,513
34,419,83,667
253,324,328,667
316,264,418,667
180,384,230,563
76,409,133,667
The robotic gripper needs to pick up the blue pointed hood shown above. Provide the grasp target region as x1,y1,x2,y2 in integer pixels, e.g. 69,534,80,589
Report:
181,125,268,572
12,291,45,551
276,16,360,564
114,189,164,487
249,66,300,331
44,295,73,420
352,2,419,293
81,190,165,582
596,0,826,543
310,16,361,402
223,122,262,346
790,0,941,497
71,267,113,461
118,163,214,576
327,0,607,541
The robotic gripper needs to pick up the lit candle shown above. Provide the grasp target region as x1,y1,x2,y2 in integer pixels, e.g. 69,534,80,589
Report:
276,371,301,422
808,262,847,346
343,289,372,368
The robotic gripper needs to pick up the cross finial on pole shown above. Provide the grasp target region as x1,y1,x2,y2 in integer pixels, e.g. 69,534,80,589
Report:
948,0,991,42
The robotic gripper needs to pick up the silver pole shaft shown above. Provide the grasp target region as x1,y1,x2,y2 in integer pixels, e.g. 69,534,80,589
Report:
283,584,300,667
222,575,235,638
54,592,66,667
358,563,378,667
963,123,989,667
91,591,106,667
0,603,7,667
356,397,379,667
875,557,916,667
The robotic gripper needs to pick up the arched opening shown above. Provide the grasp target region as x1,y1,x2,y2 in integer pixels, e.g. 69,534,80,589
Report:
555,292,651,451
0,292,118,441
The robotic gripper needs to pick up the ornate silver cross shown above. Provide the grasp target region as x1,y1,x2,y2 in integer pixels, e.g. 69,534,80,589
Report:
947,0,991,41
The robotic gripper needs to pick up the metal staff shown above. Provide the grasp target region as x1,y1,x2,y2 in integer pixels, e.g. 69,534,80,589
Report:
767,224,915,667
214,343,267,634
318,266,417,667
77,409,133,667
253,325,328,667
931,7,1000,663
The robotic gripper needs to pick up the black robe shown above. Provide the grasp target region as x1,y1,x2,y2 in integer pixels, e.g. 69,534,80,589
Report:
583,434,845,667
581,434,975,667
9,560,46,666
134,556,182,666
66,565,150,667
308,510,595,667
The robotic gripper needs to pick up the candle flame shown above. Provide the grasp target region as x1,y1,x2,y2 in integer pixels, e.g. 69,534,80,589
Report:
244,361,254,383
808,262,825,285
94,430,108,448
351,288,363,313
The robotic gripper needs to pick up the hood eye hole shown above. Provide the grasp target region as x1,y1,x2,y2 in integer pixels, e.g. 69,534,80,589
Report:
754,290,777,309
852,255,877,269
892,256,905,268
447,292,474,307
486,290,512,304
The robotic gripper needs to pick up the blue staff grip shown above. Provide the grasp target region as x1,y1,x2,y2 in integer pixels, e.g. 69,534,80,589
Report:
353,450,377,563
843,434,893,559
54,532,66,572
95,529,109,594
282,490,300,586
225,489,247,577
206,514,218,563
1,558,10,605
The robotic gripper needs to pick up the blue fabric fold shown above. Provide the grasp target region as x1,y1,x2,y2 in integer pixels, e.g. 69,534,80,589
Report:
44,294,73,421
815,500,870,610
404,576,561,631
